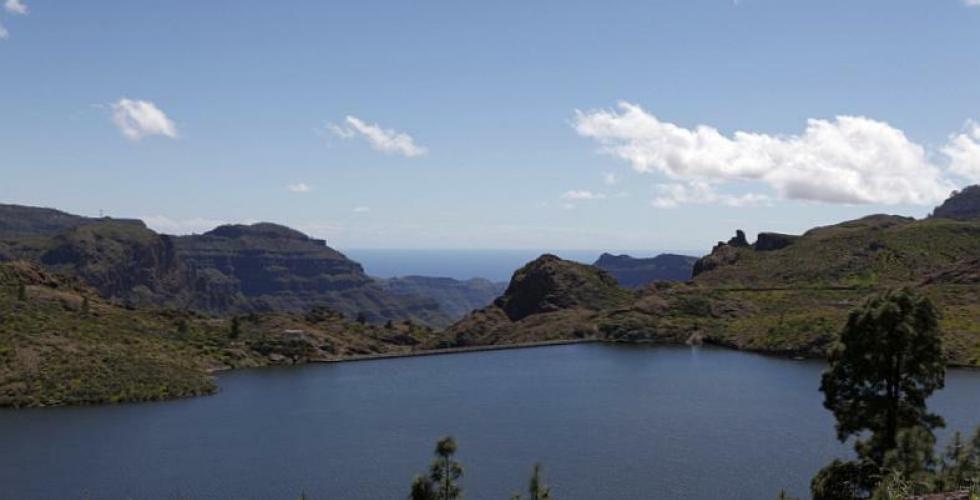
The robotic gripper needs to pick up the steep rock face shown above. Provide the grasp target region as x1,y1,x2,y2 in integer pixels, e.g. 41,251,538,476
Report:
754,232,798,252
692,231,747,277
494,254,630,321
173,223,452,325
38,220,193,304
378,276,506,320
0,206,454,326
175,223,371,296
932,185,980,221
593,253,697,287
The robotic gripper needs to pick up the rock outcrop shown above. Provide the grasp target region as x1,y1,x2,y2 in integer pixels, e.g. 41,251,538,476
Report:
494,254,629,321
753,232,798,252
932,185,980,220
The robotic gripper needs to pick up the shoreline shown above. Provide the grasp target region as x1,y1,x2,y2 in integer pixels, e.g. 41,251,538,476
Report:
318,338,601,364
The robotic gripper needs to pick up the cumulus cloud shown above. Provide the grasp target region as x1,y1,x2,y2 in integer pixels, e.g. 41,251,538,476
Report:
651,181,770,209
328,116,427,157
943,121,980,183
142,215,225,235
561,190,606,201
574,101,963,206
111,99,178,141
4,0,27,14
287,183,312,193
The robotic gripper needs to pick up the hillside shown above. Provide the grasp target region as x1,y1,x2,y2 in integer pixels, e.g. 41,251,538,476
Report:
692,216,980,287
443,190,980,367
0,204,494,327
593,252,698,287
0,261,440,407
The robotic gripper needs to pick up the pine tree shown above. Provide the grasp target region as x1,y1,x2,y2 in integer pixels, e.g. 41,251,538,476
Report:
527,463,551,500
820,288,945,466
409,436,463,500
429,436,462,500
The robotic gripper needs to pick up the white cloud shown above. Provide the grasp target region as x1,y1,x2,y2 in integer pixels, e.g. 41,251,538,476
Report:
651,181,770,209
111,98,178,141
574,101,959,206
965,0,980,6
943,121,980,183
0,22,8,40
561,190,606,201
353,206,371,213
287,183,312,193
603,172,618,185
142,215,225,235
329,116,427,157
4,0,27,15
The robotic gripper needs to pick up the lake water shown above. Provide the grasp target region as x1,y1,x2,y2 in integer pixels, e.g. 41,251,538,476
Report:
1,344,979,500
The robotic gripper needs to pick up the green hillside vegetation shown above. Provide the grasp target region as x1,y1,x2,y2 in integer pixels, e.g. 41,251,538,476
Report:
444,190,980,368
0,261,438,407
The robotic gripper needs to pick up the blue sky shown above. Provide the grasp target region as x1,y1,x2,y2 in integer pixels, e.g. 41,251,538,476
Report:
2,0,980,253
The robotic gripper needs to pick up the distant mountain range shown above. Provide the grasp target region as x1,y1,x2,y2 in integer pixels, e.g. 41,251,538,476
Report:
0,204,503,328
5,186,980,407
592,252,698,287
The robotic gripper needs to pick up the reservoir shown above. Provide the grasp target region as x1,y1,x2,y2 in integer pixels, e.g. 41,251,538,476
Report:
1,344,978,499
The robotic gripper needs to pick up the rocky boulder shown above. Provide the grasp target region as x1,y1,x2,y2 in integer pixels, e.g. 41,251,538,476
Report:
753,232,798,252
494,254,629,321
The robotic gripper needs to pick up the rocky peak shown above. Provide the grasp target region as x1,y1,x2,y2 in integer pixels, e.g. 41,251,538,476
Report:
728,230,750,247
932,185,980,221
494,254,628,321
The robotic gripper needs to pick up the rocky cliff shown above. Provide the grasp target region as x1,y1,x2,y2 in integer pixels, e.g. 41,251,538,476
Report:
0,205,471,326
932,185,980,221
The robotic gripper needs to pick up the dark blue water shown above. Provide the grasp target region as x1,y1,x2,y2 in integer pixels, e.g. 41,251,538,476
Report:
1,345,978,500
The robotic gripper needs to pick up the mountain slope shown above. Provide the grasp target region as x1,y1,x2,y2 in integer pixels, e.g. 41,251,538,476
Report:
0,261,440,407
0,205,462,326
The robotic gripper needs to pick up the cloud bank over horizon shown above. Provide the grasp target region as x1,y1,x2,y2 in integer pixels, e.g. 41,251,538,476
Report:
574,102,980,208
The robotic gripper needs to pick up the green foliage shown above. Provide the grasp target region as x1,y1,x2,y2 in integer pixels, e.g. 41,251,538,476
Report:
527,463,551,500
820,288,946,465
410,436,463,500
811,459,878,500
878,427,938,495
17,282,26,301
409,475,437,500
939,428,980,493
